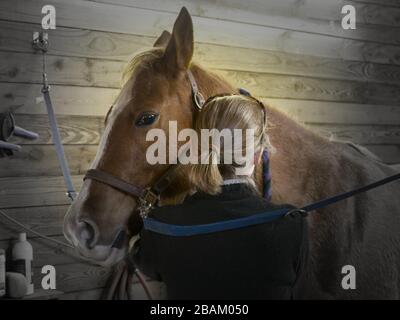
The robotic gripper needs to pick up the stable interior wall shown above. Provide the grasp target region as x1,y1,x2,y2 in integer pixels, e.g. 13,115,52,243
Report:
0,0,399,299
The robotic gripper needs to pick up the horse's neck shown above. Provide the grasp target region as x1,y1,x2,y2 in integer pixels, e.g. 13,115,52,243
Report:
258,106,341,207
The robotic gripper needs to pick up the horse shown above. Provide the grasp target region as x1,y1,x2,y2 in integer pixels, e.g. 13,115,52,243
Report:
64,7,400,299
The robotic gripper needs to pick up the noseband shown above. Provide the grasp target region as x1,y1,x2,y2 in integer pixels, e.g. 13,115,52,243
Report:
83,70,205,218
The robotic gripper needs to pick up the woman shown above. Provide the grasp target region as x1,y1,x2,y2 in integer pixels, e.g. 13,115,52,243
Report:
129,94,309,299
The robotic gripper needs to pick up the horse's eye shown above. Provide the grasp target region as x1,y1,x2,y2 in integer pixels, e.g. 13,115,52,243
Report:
135,112,159,127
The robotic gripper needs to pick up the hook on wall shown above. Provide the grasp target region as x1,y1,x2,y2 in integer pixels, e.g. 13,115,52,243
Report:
32,31,49,53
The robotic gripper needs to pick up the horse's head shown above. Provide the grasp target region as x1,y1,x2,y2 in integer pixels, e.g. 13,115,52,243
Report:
63,7,233,265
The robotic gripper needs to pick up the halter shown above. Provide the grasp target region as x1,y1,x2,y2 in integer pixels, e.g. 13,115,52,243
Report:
84,70,206,218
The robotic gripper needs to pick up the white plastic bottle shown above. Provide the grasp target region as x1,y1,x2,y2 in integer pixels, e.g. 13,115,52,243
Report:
11,233,34,295
0,249,5,298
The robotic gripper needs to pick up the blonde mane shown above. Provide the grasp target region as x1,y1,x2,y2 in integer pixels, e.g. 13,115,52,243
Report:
122,48,164,85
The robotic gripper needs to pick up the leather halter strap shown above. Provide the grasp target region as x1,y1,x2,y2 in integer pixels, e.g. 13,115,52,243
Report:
83,70,204,217
84,169,145,198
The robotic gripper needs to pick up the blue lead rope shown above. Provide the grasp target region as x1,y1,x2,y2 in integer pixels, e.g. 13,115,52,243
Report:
144,208,289,237
143,172,400,237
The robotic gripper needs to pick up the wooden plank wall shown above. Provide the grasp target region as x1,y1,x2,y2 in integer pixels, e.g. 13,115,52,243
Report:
0,0,399,299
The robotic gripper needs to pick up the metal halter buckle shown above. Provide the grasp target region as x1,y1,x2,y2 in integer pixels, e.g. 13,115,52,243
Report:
284,208,308,218
138,188,159,219
193,92,205,110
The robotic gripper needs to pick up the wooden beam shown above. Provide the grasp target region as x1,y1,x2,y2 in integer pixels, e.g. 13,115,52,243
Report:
0,83,118,116
59,288,103,300
89,0,400,32
2,85,399,126
351,0,400,8
1,0,400,61
8,113,400,147
0,52,124,88
11,114,103,145
264,99,400,126
8,114,400,147
33,262,162,295
32,262,111,293
2,20,400,79
18,289,65,300
1,52,400,105
0,145,96,178
195,45,400,85
0,20,152,61
3,49,400,91
0,205,69,240
216,70,400,106
0,175,83,208
60,281,166,299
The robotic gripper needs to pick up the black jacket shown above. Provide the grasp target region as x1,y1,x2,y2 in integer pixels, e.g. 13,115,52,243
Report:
130,183,308,300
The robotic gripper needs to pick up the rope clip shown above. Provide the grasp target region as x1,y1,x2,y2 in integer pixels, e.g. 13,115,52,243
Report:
138,188,159,219
284,208,308,218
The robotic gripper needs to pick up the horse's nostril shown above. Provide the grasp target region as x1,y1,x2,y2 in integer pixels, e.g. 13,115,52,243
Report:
79,219,99,249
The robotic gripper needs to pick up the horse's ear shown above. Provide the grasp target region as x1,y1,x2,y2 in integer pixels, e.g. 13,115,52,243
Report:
154,30,171,48
163,7,194,72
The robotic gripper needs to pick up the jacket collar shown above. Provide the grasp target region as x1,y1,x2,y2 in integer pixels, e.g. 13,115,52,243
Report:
186,182,259,203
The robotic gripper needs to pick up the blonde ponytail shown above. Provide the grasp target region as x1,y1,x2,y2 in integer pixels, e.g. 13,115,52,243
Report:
185,94,270,195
